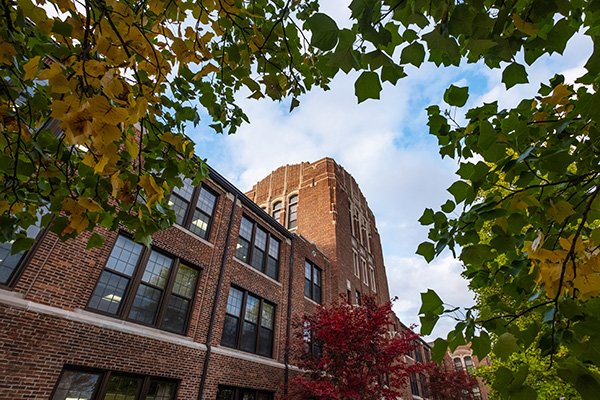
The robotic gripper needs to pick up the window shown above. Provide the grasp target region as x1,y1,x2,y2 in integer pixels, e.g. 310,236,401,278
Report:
52,367,177,400
473,386,482,400
235,216,280,280
346,289,352,304
419,373,430,398
168,178,218,240
303,321,321,357
369,266,376,292
409,372,420,396
287,195,298,229
217,386,273,400
414,346,423,362
352,250,359,278
453,357,463,371
0,210,45,286
464,356,474,373
352,216,359,238
88,235,200,334
271,201,282,223
361,258,368,285
304,260,322,303
355,290,361,305
221,287,275,358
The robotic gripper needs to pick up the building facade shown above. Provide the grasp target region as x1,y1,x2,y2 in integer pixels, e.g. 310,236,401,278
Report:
0,158,431,400
445,344,491,400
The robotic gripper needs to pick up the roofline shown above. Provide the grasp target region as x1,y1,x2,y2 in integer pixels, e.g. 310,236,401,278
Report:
206,164,294,240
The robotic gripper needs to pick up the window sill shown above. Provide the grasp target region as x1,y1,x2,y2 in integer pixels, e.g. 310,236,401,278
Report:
172,224,214,248
233,258,282,287
213,345,284,369
303,296,320,306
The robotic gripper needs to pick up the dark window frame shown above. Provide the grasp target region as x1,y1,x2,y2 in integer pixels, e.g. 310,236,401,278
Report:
221,286,276,358
287,194,298,229
235,215,280,280
217,385,274,400
87,234,201,335
50,365,178,400
271,201,282,223
168,179,219,241
304,260,322,304
409,372,420,396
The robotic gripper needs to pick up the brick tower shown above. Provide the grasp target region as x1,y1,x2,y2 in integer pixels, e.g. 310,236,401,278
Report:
246,157,391,305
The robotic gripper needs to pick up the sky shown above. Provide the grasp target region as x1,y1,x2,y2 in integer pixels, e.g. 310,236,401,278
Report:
187,3,592,340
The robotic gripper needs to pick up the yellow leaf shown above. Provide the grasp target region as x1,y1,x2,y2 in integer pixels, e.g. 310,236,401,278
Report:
160,132,182,147
88,95,129,124
543,84,573,106
0,201,9,214
125,135,139,159
23,56,41,81
139,175,164,209
65,212,89,234
39,62,63,80
548,200,575,223
111,173,123,198
193,63,219,80
94,154,110,174
512,14,538,36
0,41,17,64
79,197,102,212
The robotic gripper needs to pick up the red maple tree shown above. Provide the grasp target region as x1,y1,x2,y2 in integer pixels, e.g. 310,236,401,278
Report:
428,363,480,400
290,296,427,400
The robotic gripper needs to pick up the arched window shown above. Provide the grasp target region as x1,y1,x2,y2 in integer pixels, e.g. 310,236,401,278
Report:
287,195,298,229
453,357,463,371
464,356,474,373
271,201,282,223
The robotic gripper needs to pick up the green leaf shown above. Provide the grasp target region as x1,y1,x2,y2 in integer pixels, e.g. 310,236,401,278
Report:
494,333,519,360
400,42,425,66
447,180,471,204
52,20,73,36
471,331,491,359
431,338,448,361
381,64,406,84
419,313,439,335
419,208,434,225
86,232,106,249
354,71,382,103
416,241,435,262
502,63,529,89
443,84,469,107
419,289,443,314
10,237,34,254
306,13,339,51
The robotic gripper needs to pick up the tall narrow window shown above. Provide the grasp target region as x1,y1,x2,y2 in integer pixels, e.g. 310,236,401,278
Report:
88,235,200,334
168,178,218,240
409,372,420,396
355,290,361,305
221,287,276,358
369,266,376,292
304,260,322,303
464,356,474,373
235,216,280,280
453,357,463,371
287,195,298,229
271,201,282,223
361,258,368,285
352,250,359,277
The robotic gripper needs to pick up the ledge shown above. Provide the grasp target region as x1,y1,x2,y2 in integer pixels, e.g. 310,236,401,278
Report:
172,224,214,248
212,346,301,371
0,289,207,351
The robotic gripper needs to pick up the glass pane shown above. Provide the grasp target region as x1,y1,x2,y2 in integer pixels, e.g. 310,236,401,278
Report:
172,178,195,201
142,251,173,288
226,287,244,316
268,239,279,258
304,279,311,299
161,295,190,334
196,187,216,215
221,314,239,348
240,322,257,352
106,236,143,276
217,388,235,400
257,392,273,400
103,375,142,400
313,285,321,304
314,268,321,286
189,210,210,238
239,217,253,240
254,228,267,250
128,284,162,324
172,264,198,299
257,328,273,357
88,271,129,315
235,238,250,263
304,262,311,279
146,380,176,400
240,391,256,400
265,257,277,280
244,295,259,323
52,370,101,400
261,303,274,329
0,242,25,285
168,194,189,226
250,248,265,271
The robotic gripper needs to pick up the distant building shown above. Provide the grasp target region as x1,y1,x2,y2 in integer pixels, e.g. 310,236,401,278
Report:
446,343,491,400
0,157,431,399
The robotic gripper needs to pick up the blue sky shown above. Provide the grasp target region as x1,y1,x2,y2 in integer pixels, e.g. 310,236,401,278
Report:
186,3,592,340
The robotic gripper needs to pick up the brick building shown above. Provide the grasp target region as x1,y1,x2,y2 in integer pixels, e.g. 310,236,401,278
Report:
0,158,431,400
445,344,491,400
